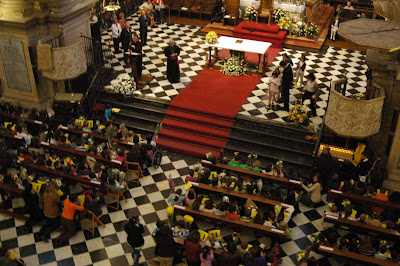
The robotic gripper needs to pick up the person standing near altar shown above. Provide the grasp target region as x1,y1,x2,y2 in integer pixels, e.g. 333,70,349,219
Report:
130,34,143,79
281,61,293,112
330,15,340,41
121,22,133,64
152,0,165,24
112,17,122,54
139,9,149,45
164,39,180,83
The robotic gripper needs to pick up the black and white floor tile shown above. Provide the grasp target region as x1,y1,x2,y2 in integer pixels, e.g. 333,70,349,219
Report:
238,47,368,126
102,15,207,101
1,152,347,266
102,14,368,127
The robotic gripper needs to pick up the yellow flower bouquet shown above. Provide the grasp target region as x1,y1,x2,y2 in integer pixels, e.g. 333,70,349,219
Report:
184,215,194,229
206,31,218,44
167,206,174,225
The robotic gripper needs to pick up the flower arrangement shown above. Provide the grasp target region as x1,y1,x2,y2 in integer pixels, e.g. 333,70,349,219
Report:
245,3,258,19
183,215,194,230
112,76,137,98
154,123,163,139
342,199,351,209
167,206,174,225
206,152,213,160
221,56,246,76
273,8,285,22
297,252,307,262
206,31,218,44
305,23,320,37
289,103,308,124
277,16,292,30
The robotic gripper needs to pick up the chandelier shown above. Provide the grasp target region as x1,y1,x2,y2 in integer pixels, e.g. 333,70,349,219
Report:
103,0,121,12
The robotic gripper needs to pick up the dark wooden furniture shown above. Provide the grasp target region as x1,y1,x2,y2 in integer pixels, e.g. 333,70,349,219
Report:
180,0,194,16
323,214,400,241
189,181,293,209
256,0,273,25
201,160,302,187
190,0,205,18
318,245,397,266
223,0,240,26
327,189,400,212
202,0,216,19
170,0,182,15
173,205,287,239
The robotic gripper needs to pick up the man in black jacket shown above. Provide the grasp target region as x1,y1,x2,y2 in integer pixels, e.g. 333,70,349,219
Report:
120,22,133,64
139,10,149,45
281,61,293,112
129,35,143,79
124,216,145,265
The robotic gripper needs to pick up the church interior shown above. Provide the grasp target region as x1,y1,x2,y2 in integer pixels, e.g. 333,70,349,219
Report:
0,0,400,265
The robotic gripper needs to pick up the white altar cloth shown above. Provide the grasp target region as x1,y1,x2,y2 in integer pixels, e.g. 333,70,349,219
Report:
274,2,306,13
205,36,272,55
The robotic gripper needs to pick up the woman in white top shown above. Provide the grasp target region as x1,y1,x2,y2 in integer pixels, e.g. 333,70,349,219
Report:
301,73,319,117
268,72,281,107
111,17,122,54
330,15,340,41
295,55,306,84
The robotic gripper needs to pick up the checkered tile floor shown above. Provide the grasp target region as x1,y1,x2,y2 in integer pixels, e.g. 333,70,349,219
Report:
102,16,207,101
103,15,368,127
0,151,349,266
238,47,368,126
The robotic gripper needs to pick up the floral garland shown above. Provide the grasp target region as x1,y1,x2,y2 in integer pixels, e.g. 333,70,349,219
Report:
289,103,308,124
221,56,246,76
206,31,218,44
245,3,258,19
112,76,137,98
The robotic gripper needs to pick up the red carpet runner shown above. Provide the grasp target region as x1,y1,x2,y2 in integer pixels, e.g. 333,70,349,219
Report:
157,48,280,159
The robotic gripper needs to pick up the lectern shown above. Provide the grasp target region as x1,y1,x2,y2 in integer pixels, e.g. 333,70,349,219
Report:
125,51,142,84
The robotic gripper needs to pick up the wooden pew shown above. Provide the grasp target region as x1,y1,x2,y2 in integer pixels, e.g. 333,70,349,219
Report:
188,181,293,209
0,183,24,196
328,189,400,213
0,111,136,149
201,160,302,187
39,141,123,168
323,214,400,241
318,245,397,266
20,162,101,188
173,205,287,239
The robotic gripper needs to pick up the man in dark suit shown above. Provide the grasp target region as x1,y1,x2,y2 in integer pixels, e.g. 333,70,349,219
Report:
129,34,143,79
120,22,133,64
280,60,293,112
139,9,149,45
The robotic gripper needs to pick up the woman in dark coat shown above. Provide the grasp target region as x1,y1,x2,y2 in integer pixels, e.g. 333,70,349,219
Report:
154,225,175,266
164,39,181,83
124,216,145,265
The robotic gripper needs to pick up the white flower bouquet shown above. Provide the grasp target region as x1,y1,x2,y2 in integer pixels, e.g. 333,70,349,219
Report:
273,8,285,22
245,3,258,20
112,76,137,98
221,56,246,76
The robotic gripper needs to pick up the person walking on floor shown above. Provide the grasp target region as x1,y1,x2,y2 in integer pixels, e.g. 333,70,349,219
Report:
301,73,320,117
281,60,293,112
38,184,61,242
124,216,145,265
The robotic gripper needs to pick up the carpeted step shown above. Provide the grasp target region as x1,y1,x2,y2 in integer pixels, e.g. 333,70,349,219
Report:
159,128,227,149
162,118,230,139
166,109,233,129
157,137,221,159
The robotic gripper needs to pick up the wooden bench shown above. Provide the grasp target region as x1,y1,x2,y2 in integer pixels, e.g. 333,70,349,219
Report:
0,131,27,144
201,160,302,187
323,214,400,241
173,205,287,239
39,141,123,168
0,111,138,149
20,162,101,188
188,181,293,209
318,245,397,266
327,189,400,212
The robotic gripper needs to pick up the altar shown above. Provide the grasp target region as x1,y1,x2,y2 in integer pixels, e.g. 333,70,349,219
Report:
205,36,272,74
274,1,306,17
